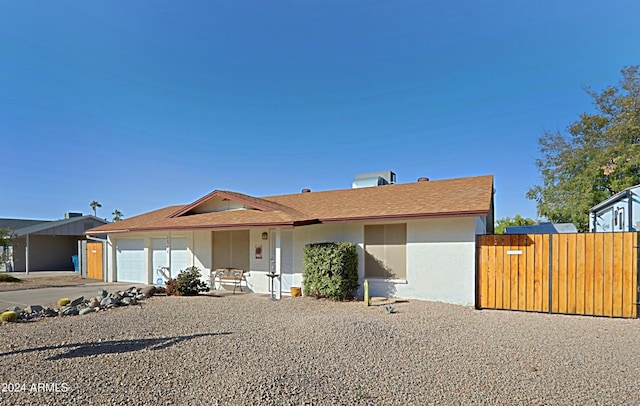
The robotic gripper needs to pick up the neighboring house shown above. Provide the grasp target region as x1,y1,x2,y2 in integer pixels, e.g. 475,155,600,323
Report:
589,184,640,232
86,174,494,306
0,213,109,273
504,223,577,234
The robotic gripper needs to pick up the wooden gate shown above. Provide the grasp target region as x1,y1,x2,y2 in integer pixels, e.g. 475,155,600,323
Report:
477,233,639,318
87,242,103,280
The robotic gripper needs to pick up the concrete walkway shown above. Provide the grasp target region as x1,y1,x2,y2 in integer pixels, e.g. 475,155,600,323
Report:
0,281,137,309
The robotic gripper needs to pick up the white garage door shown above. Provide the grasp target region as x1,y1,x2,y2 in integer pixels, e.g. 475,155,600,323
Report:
170,238,190,274
152,237,190,281
116,239,146,283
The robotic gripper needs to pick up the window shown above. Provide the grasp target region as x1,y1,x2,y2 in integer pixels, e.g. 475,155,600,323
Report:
364,223,406,279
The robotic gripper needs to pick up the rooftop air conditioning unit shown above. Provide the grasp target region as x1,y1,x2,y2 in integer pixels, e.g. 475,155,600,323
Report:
352,171,396,188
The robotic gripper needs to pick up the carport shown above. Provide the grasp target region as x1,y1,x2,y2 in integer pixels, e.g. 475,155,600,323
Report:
3,215,109,274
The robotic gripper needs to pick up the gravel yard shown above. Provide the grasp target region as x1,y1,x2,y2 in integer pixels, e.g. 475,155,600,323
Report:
1,293,640,405
0,276,86,293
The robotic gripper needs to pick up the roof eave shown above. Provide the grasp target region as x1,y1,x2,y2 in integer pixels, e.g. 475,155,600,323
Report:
93,221,299,234
589,188,636,212
85,229,131,235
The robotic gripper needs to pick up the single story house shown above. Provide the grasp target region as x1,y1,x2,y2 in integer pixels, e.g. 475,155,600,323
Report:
1,213,109,273
589,184,640,232
86,174,494,306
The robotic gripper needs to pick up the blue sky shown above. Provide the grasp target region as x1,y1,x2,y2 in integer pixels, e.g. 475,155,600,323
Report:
2,1,639,222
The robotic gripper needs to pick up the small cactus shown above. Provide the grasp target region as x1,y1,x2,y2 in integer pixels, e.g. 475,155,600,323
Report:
0,311,18,322
58,298,71,307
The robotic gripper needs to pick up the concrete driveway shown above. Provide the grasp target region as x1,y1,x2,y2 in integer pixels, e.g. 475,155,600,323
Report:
0,281,138,309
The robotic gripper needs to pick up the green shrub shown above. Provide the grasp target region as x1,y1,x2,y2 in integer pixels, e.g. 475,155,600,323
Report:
0,274,21,283
58,298,71,307
303,242,358,300
175,266,209,296
0,311,17,322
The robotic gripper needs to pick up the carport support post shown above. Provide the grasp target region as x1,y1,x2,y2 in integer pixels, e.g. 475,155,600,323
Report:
25,234,29,275
275,229,282,300
166,234,171,279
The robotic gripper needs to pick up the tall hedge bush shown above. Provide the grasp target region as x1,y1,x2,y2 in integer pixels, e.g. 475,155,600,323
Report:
303,242,358,300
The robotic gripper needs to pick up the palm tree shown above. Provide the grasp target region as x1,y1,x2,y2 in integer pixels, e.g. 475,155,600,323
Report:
112,209,123,222
90,200,102,217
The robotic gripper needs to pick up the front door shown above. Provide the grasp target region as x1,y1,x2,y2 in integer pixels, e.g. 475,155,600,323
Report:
270,230,294,294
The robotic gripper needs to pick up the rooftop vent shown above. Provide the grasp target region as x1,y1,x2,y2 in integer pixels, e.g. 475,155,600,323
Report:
352,171,396,189
301,188,311,193
65,212,83,219
417,177,429,182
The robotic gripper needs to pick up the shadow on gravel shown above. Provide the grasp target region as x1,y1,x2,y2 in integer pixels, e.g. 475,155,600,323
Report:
0,332,231,360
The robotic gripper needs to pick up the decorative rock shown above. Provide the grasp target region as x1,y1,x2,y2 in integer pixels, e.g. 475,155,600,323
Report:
43,308,58,317
121,297,136,306
58,298,71,307
0,311,17,322
100,297,119,307
79,308,96,315
59,306,79,316
2,285,149,323
69,297,84,307
141,286,157,298
25,305,44,314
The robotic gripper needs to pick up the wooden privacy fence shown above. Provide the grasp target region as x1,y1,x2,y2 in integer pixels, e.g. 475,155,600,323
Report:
477,233,639,318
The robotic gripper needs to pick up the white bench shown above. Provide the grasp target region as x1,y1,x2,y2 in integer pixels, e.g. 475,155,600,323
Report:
209,268,246,293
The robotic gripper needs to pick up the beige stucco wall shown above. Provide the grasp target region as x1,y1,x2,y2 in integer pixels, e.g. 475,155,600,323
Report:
104,216,481,305
403,217,477,305
291,217,479,305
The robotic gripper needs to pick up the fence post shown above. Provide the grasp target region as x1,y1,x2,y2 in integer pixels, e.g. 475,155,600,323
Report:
636,232,640,318
548,235,553,314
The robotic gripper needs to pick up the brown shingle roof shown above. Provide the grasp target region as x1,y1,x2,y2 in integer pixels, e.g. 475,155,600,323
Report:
86,175,493,234
264,175,493,222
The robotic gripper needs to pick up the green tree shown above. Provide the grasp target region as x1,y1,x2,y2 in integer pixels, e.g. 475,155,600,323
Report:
494,215,537,234
90,200,102,217
0,227,12,263
112,209,124,222
527,66,640,231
